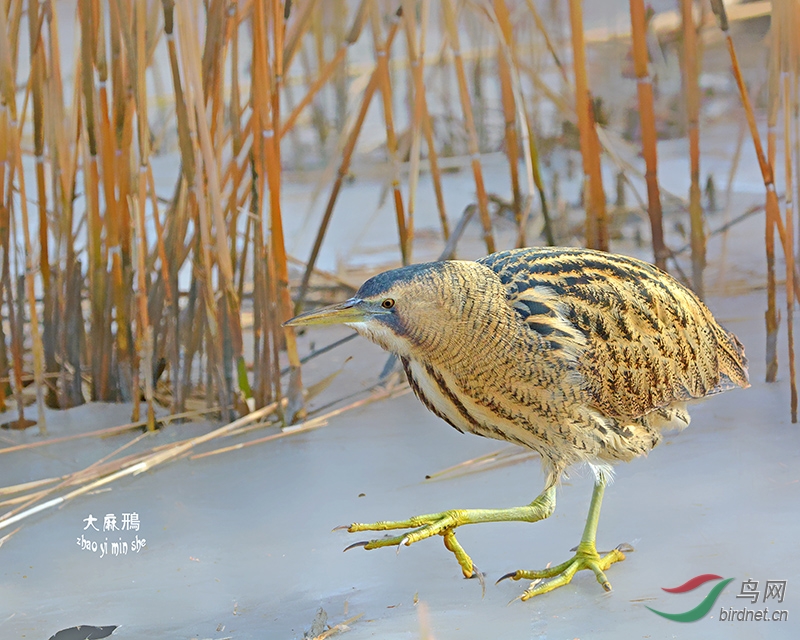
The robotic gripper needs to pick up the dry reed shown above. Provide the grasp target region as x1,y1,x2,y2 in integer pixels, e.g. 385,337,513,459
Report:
776,0,798,421
711,0,784,384
441,0,494,253
680,0,705,296
567,0,608,251
629,0,666,270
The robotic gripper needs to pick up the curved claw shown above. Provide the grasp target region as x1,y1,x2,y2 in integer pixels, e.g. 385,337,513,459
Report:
506,594,525,607
496,571,520,585
343,541,369,552
396,537,410,555
469,566,487,598
332,524,352,532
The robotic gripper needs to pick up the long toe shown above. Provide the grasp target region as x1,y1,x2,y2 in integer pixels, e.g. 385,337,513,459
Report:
338,509,478,578
339,496,555,582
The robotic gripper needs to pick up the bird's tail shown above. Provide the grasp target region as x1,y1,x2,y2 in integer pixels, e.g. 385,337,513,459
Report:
714,326,750,391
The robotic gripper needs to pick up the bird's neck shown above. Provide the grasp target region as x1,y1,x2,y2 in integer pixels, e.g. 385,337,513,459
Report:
410,290,523,375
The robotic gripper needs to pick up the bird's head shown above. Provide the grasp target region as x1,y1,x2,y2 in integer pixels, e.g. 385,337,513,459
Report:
284,260,502,358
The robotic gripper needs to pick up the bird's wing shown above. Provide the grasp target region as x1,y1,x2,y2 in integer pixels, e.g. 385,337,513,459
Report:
478,247,749,420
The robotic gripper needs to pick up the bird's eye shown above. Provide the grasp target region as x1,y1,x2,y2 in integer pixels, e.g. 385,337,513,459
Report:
381,298,395,309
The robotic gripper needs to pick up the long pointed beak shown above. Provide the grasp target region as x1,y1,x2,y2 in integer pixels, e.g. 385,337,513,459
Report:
284,298,377,327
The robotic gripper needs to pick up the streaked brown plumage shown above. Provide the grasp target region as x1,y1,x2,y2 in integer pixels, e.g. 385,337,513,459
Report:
285,246,749,598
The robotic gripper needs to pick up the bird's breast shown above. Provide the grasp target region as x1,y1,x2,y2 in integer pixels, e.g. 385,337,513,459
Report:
401,357,555,449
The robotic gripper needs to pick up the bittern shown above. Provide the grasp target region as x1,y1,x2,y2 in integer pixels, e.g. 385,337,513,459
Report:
285,247,748,599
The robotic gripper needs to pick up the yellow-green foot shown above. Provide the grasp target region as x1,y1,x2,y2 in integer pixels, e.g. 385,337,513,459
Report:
340,510,479,578
498,542,632,599
337,489,556,580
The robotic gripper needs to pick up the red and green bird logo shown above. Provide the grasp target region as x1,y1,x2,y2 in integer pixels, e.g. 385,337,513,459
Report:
646,574,735,623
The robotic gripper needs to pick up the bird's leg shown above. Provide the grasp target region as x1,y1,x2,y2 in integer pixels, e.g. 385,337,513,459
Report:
342,486,556,578
498,478,628,599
